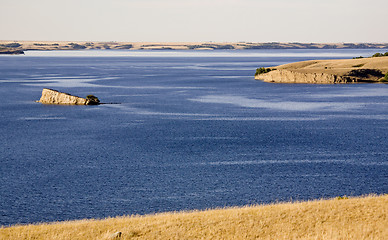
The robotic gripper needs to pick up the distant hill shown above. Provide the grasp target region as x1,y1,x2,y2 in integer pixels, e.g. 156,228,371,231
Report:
1,41,388,54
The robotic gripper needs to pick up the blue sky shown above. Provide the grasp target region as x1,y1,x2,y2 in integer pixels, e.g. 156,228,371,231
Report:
1,0,387,42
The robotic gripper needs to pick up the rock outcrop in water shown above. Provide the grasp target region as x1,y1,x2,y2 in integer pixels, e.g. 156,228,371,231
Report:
37,88,100,105
255,56,388,84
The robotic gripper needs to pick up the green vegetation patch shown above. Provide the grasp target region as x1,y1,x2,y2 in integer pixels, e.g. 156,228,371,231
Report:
380,72,388,83
86,95,100,105
255,67,273,76
372,52,388,58
336,195,349,200
354,52,388,59
68,43,86,49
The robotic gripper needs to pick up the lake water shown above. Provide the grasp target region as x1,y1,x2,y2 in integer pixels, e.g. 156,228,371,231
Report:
1,49,387,226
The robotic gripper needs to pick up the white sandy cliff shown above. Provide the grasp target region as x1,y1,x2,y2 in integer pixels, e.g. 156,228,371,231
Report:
37,89,99,105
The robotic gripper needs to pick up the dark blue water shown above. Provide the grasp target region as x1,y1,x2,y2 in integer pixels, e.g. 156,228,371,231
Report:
1,49,387,226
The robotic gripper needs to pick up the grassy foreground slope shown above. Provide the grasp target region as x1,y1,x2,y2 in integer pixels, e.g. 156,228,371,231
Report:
1,195,387,240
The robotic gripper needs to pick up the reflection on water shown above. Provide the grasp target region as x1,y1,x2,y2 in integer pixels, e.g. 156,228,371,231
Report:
0,49,387,226
310,88,388,98
189,95,363,111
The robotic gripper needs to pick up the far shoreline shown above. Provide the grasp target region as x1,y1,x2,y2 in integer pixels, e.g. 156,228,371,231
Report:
1,40,388,55
4,48,388,59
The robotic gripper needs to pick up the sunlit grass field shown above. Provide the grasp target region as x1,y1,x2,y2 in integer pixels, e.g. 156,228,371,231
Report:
0,194,386,240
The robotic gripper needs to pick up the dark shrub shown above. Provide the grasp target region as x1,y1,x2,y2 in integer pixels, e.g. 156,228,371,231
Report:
86,95,100,105
68,43,86,49
115,44,133,49
214,45,234,50
372,53,383,58
255,67,272,76
347,69,384,78
381,72,388,82
3,43,21,48
322,45,337,49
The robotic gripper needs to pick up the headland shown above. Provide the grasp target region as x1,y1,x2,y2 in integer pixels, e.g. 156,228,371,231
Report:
255,56,388,84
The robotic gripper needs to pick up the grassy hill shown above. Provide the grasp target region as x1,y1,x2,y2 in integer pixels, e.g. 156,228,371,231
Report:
0,194,386,239
272,56,388,76
255,56,388,83
1,41,388,53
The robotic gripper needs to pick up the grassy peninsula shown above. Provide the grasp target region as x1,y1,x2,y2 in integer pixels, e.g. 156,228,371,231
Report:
1,195,386,240
255,55,388,84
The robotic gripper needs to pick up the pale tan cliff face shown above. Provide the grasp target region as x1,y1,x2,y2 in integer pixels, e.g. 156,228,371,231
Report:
38,88,88,105
255,70,361,84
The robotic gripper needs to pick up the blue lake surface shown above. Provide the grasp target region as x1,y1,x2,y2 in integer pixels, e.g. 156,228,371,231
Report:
1,49,387,226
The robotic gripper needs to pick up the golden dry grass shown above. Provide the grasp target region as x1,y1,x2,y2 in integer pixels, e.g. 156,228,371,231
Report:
276,56,388,75
0,195,386,240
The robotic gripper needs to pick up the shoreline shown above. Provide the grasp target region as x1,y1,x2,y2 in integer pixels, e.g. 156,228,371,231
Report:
1,41,388,54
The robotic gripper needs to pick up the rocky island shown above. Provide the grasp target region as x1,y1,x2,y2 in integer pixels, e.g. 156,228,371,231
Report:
255,55,388,84
37,89,100,105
